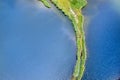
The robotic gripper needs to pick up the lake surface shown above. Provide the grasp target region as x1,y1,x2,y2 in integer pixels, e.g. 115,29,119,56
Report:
0,1,76,80
82,0,120,80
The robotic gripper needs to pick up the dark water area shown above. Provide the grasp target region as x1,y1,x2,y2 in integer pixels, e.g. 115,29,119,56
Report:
83,0,120,80
0,1,76,80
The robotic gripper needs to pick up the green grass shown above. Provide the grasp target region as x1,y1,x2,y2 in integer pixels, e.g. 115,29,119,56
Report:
41,0,87,80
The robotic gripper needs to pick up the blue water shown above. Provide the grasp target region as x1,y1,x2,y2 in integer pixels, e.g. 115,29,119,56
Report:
0,1,76,80
83,0,120,80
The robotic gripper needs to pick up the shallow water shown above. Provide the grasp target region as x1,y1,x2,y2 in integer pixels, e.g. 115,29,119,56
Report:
0,1,76,80
83,0,120,80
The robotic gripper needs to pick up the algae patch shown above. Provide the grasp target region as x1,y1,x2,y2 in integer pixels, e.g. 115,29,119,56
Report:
41,0,87,80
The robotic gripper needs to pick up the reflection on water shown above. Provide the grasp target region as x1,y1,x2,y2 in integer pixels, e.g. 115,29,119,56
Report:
83,0,120,80
0,1,76,80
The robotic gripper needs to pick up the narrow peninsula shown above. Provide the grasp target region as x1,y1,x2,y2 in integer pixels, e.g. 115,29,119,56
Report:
41,0,87,80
